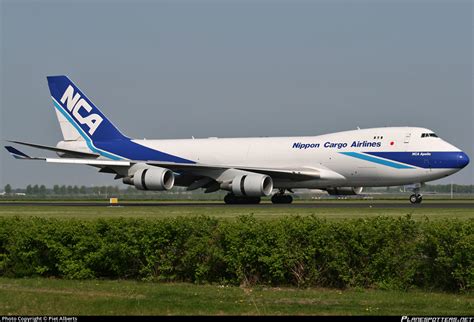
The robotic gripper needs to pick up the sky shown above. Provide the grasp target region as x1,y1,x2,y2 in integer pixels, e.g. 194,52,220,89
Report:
0,0,472,188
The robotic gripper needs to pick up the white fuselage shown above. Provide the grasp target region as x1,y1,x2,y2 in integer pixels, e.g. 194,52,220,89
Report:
59,126,467,189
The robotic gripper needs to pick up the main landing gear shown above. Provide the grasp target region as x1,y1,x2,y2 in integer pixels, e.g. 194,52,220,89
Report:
409,194,423,204
223,189,294,205
408,184,423,204
271,189,293,204
224,193,261,205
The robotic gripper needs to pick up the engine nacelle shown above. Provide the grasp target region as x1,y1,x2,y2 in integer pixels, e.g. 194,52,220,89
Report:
326,187,363,196
126,167,175,191
230,174,273,197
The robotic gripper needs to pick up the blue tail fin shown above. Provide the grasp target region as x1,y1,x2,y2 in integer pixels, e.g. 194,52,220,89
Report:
47,76,128,142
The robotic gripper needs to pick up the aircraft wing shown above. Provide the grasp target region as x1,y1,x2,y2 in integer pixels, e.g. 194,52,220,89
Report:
4,146,345,181
146,161,345,180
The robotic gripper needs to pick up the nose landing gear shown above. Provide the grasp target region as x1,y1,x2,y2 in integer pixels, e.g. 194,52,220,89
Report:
271,189,294,204
408,183,423,204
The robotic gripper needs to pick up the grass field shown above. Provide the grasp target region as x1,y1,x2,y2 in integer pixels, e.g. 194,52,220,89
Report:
0,278,472,316
0,203,472,220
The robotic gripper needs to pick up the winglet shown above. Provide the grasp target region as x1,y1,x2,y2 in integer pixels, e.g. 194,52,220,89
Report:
5,146,32,159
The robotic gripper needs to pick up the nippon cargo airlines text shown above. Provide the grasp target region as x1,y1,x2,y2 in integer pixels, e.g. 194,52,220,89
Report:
292,141,382,149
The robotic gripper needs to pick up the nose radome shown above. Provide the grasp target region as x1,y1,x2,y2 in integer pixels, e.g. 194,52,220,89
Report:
458,152,470,168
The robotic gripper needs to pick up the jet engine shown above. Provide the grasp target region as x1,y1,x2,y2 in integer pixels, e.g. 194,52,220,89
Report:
123,167,175,191
326,187,363,196
230,174,273,197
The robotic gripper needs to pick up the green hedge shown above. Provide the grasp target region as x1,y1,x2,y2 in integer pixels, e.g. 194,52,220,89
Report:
0,215,472,291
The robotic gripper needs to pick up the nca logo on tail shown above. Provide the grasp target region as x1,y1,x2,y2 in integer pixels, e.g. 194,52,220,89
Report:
60,85,103,135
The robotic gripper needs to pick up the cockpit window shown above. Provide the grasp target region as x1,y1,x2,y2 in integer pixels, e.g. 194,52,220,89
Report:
421,133,438,138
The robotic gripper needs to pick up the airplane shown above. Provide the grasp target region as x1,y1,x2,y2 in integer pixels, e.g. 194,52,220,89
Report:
4,75,470,204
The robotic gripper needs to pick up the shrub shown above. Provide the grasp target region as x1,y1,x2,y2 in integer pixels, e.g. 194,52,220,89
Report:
0,215,471,292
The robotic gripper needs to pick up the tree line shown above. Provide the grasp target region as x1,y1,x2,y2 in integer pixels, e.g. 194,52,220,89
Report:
3,184,123,196
2,183,473,196
364,184,474,194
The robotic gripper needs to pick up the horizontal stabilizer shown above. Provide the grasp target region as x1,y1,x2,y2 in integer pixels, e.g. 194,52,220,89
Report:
7,140,99,158
5,146,129,167
5,146,41,160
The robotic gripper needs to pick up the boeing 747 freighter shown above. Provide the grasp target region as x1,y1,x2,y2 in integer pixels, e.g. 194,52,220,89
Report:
5,76,470,204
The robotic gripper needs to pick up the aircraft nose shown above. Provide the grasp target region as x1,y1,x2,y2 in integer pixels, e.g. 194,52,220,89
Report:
457,151,470,168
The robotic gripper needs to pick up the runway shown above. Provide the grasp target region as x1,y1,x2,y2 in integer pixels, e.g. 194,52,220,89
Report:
0,202,472,208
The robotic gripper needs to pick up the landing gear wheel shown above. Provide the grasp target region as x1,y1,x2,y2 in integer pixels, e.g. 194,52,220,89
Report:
416,195,423,204
224,193,261,205
224,194,235,204
271,194,293,204
409,194,423,204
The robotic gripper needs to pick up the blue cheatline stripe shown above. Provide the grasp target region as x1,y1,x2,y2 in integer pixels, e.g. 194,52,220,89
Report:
340,152,414,169
365,152,467,169
52,99,123,160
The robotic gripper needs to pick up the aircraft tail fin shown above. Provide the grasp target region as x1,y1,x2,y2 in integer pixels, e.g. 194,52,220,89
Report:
53,105,83,141
46,76,128,142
